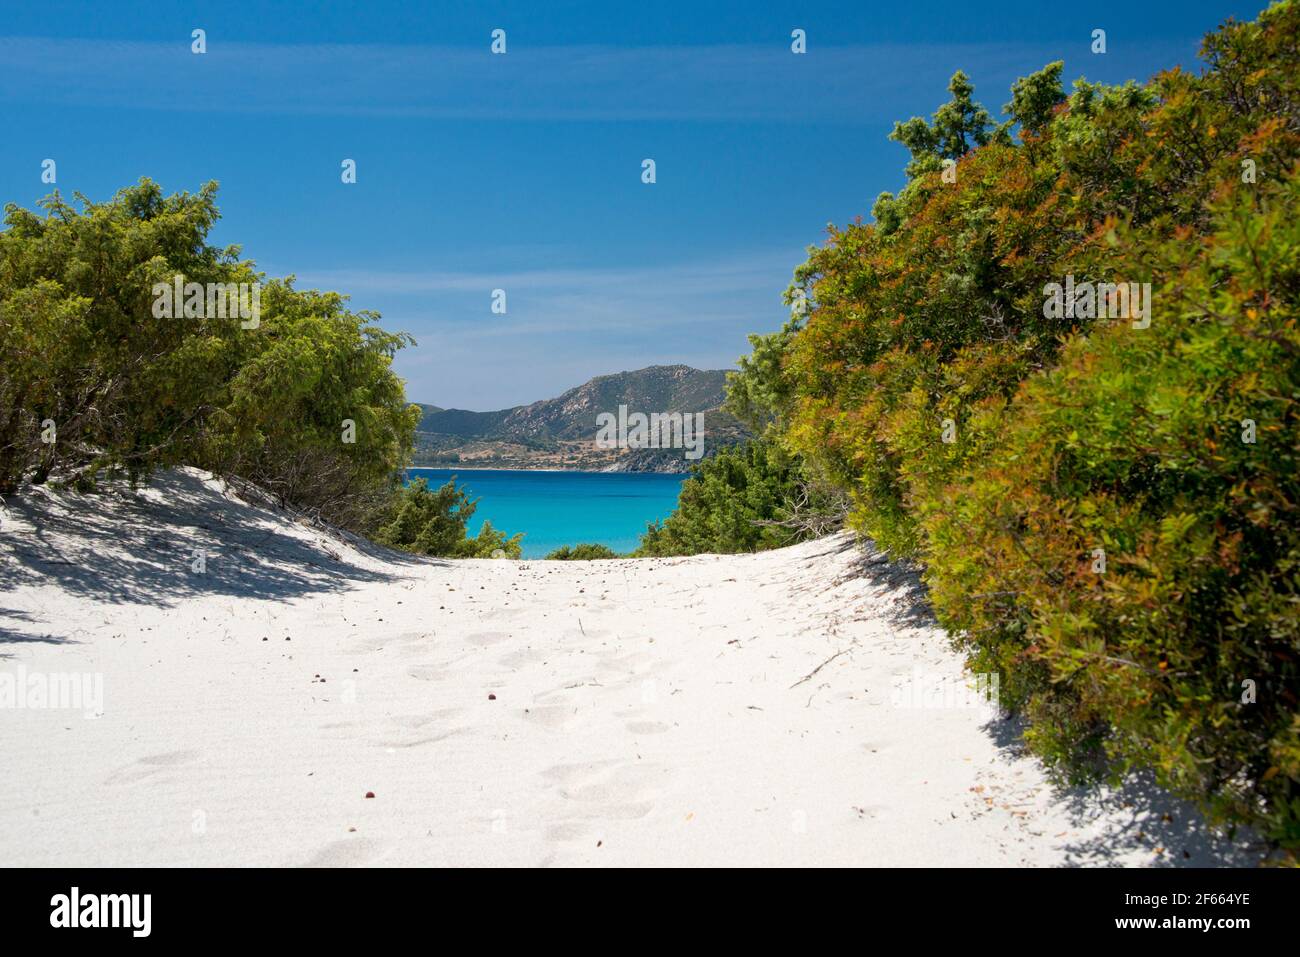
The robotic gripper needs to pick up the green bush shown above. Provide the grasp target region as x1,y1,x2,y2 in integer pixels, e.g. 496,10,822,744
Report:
0,179,420,533
926,177,1300,846
635,438,841,556
726,1,1300,852
545,543,620,560
374,477,522,558
755,3,1300,562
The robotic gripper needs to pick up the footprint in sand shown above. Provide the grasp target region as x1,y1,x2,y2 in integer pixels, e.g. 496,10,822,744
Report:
625,720,670,735
138,749,201,765
543,761,664,820
465,631,511,647
391,709,462,729
594,801,656,820
523,683,607,732
524,703,587,732
378,727,465,750
541,760,618,786
350,631,428,654
594,649,654,670
104,749,202,786
477,606,534,624
544,821,590,842
405,664,446,682
496,646,549,669
302,837,384,867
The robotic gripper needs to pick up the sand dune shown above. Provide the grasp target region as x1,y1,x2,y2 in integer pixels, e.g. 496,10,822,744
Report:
0,468,1258,866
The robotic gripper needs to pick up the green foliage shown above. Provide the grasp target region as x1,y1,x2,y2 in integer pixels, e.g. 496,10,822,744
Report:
1,180,239,491
777,0,1300,560
0,178,426,536
889,70,996,178
202,281,421,530
724,315,803,432
545,543,620,560
375,477,522,558
1003,61,1065,136
927,178,1300,847
732,0,1300,852
870,191,903,237
635,438,836,556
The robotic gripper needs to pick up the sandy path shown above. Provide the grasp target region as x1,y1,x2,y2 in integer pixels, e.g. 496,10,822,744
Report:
0,469,1255,866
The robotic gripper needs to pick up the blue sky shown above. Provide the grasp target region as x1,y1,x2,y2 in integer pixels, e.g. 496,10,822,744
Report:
0,0,1268,409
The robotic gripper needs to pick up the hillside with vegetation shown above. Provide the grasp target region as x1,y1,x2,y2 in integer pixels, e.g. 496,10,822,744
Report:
652,2,1300,855
413,365,750,471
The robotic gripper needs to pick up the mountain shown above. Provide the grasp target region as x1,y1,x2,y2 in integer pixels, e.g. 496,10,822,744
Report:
411,365,750,471
416,406,510,439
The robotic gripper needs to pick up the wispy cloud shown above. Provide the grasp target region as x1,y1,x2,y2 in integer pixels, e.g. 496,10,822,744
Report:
0,36,1200,123
296,251,796,332
292,252,799,407
297,252,797,299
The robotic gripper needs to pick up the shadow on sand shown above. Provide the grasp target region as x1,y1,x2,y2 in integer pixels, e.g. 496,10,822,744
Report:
0,469,440,616
823,530,1267,867
794,532,937,630
979,716,1266,867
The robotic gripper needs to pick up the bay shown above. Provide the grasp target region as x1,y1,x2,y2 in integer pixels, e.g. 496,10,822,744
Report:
405,468,688,558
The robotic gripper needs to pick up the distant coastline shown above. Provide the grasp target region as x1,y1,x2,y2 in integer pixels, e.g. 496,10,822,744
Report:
412,364,749,473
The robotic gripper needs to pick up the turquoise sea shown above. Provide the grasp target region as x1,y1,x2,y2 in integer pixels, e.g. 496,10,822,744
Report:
405,468,689,558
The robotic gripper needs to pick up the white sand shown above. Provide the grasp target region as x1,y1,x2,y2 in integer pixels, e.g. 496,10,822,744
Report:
0,468,1257,867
